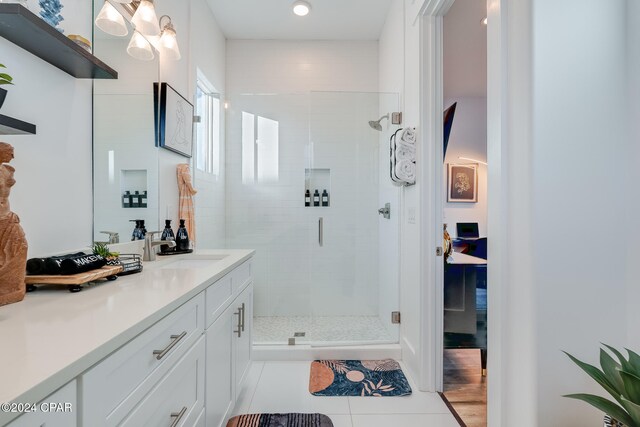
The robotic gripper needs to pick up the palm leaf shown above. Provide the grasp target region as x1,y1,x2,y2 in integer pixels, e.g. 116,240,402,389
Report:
0,64,5,68
564,351,621,402
601,348,626,396
621,370,640,405
621,397,640,426
564,394,634,426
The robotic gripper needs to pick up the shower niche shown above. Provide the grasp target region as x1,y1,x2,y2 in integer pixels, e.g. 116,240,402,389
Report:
304,168,330,207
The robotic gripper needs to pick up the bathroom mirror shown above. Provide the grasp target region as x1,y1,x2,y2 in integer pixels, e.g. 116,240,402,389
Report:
92,0,160,244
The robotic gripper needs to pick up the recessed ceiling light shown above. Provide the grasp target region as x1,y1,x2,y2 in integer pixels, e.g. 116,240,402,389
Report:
481,17,488,25
293,1,311,16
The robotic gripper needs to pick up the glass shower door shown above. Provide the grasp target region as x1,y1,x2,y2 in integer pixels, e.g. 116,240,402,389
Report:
307,91,400,345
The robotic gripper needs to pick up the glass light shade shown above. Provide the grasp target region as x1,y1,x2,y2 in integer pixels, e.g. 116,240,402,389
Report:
292,1,311,16
131,0,160,36
127,31,155,61
95,1,128,37
159,26,181,60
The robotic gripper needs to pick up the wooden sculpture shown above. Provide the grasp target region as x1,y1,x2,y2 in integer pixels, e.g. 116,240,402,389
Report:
0,142,28,306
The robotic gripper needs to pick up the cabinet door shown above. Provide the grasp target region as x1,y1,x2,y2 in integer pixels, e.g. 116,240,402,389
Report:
234,283,253,398
206,304,236,427
7,381,76,427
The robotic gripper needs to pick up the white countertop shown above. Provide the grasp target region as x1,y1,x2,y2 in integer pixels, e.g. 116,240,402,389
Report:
0,249,254,425
447,251,487,265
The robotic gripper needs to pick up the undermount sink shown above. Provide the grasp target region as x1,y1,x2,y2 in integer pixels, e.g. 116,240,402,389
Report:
159,255,228,270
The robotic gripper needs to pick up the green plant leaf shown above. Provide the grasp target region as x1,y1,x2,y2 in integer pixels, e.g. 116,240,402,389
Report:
621,370,640,405
626,349,640,378
564,394,634,426
603,344,633,370
564,351,622,403
621,397,640,426
602,348,626,396
0,64,5,68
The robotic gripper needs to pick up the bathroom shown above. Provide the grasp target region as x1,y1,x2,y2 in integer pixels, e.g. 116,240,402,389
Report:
0,0,454,426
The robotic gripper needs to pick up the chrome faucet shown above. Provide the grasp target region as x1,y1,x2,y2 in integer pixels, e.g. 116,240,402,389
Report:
99,231,120,244
143,231,176,262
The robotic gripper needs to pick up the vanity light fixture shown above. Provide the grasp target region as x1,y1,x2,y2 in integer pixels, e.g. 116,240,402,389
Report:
158,15,181,60
131,0,161,36
127,30,155,61
292,0,311,16
95,0,128,36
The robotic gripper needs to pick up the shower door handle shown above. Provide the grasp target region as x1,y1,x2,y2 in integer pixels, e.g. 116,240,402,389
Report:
318,217,323,247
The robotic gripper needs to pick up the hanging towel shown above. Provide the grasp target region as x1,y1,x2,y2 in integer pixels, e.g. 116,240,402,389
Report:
400,127,416,145
177,164,197,246
395,144,416,161
395,160,416,184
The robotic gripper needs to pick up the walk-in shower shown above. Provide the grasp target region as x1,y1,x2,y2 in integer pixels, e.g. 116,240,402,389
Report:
224,91,401,347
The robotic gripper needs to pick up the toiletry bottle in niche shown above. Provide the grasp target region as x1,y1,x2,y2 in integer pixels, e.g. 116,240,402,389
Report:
141,191,147,208
322,189,329,207
160,220,175,253
176,219,190,251
305,189,311,207
313,189,320,207
122,191,131,208
132,191,140,208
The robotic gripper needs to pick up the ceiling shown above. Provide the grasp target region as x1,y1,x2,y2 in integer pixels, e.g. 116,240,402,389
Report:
206,0,392,40
443,0,487,99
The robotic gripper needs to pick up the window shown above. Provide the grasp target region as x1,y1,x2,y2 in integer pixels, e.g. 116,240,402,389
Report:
195,79,220,176
241,112,279,184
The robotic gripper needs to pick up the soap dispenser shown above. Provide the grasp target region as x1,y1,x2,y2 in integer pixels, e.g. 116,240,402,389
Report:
130,220,143,241
160,220,175,253
176,219,190,252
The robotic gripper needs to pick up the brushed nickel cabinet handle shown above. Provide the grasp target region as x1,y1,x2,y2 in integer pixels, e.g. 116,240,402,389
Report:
170,406,187,427
240,302,246,332
152,331,187,360
318,217,323,247
234,309,242,338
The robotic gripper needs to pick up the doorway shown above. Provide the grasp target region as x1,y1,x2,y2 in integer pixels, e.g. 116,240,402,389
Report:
441,1,488,425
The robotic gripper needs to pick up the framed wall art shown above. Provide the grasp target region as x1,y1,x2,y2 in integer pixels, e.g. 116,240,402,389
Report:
155,82,194,158
447,163,478,203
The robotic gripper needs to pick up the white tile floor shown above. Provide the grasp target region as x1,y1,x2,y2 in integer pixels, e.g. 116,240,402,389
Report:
232,361,460,427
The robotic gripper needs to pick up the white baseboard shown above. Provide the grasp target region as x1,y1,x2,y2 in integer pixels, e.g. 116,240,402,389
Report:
252,344,402,361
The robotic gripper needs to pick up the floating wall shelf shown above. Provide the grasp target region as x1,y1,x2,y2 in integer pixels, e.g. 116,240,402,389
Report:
0,4,118,79
0,114,36,135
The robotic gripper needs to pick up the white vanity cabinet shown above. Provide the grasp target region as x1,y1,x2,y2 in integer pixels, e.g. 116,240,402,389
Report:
77,256,253,427
205,260,253,427
6,381,76,427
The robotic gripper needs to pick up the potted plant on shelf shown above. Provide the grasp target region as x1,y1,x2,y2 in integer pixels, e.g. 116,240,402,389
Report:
0,64,13,110
564,344,640,427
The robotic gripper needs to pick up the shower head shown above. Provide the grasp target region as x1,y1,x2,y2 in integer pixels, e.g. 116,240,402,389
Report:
369,114,389,131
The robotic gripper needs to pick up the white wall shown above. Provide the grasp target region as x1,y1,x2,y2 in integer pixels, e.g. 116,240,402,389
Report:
626,0,640,352
225,40,382,318
442,97,487,237
490,0,632,424
190,0,227,248
1,0,92,257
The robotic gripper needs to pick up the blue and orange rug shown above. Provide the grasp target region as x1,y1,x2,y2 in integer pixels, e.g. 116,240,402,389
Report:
309,359,412,397
227,413,333,427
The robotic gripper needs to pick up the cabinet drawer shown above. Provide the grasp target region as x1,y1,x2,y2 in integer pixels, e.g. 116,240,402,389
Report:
7,381,76,427
231,260,252,293
205,274,233,328
121,336,205,427
82,293,205,426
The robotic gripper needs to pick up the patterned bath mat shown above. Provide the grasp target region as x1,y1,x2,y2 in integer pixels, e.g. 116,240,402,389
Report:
309,359,412,396
226,413,334,427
